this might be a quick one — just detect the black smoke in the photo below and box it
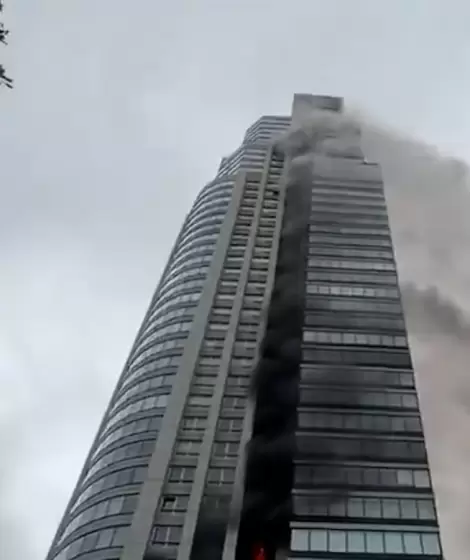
[236,110,376,559]
[237,171,309,558]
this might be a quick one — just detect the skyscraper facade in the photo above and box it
[46,95,443,560]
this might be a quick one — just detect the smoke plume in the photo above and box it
[239,107,470,560]
[355,113,470,560]
[238,110,377,557]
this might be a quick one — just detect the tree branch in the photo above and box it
[0,1,13,89]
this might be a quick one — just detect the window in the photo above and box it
[296,434,426,461]
[310,204,388,217]
[81,532,99,553]
[58,495,133,544]
[206,324,229,337]
[297,465,431,489]
[306,283,399,299]
[303,330,407,348]
[309,234,391,248]
[298,411,421,434]
[242,297,264,311]
[300,387,418,410]
[192,377,216,391]
[329,530,347,552]
[201,495,231,512]
[174,233,219,256]
[422,533,441,554]
[213,442,239,457]
[218,282,238,295]
[310,224,389,236]
[232,341,257,357]
[225,258,244,269]
[300,365,414,389]
[308,257,395,271]
[291,527,441,555]
[222,397,246,410]
[122,354,180,388]
[198,357,221,367]
[214,295,235,308]
[201,339,224,351]
[309,246,394,260]
[309,529,327,551]
[152,525,183,546]
[306,297,402,314]
[209,314,231,326]
[95,528,114,548]
[168,467,195,483]
[305,313,405,332]
[245,283,266,297]
[103,393,169,433]
[303,347,412,369]
[251,259,269,271]
[164,255,212,282]
[92,416,162,460]
[207,467,236,484]
[187,395,212,407]
[53,527,128,559]
[182,417,207,431]
[291,529,309,551]
[218,418,243,431]
[231,357,253,369]
[311,187,384,199]
[175,440,201,456]
[83,440,156,482]
[311,195,386,209]
[129,337,188,370]
[294,495,435,521]
[161,495,189,512]
[226,375,250,389]
[158,276,205,301]
[182,216,224,238]
[404,533,423,554]
[169,249,214,274]
[139,317,193,342]
[110,376,173,414]
[71,466,146,512]
[142,303,195,336]
[414,469,431,487]
[307,270,396,285]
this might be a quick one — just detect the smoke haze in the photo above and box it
[240,107,470,560]
[358,114,470,560]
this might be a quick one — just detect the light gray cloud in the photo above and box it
[1,1,470,559]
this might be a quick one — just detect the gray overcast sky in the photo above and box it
[1,1,470,559]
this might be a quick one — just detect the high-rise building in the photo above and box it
[46,94,443,560]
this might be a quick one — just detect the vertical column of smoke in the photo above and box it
[236,150,311,559]
[236,111,350,558]
[189,509,231,560]
[356,117,470,560]
[237,110,395,558]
